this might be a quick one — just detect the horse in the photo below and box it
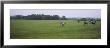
[60,21,65,27]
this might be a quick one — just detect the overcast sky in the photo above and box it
[10,9,101,18]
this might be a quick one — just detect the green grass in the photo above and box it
[10,20,101,39]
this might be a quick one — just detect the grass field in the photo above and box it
[10,20,101,39]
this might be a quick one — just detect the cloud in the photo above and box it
[10,9,101,18]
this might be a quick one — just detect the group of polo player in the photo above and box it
[59,18,97,27]
[83,18,96,25]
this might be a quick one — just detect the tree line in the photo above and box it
[11,14,67,20]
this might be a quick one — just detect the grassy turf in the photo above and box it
[10,20,101,39]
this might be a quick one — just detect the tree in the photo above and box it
[15,15,23,19]
[10,14,65,20]
[80,18,87,21]
[53,15,60,20]
[61,16,66,20]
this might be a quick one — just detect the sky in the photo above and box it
[10,9,101,18]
